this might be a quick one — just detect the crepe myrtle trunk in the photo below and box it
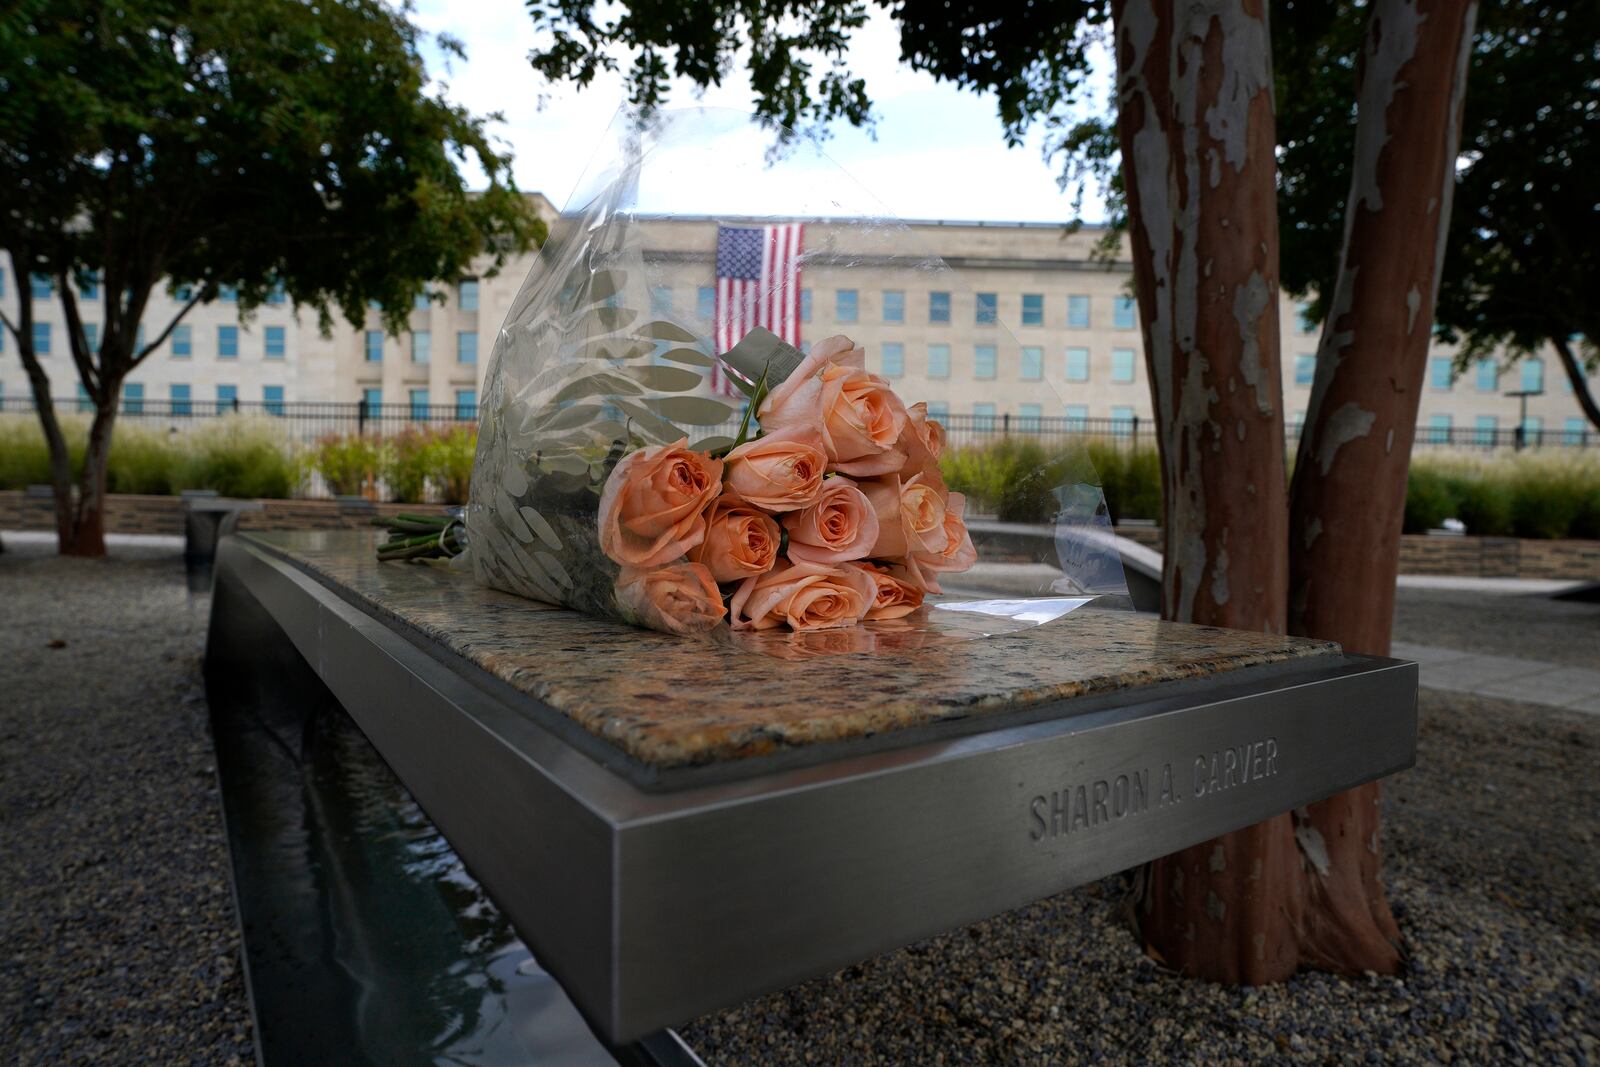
[1288,0,1478,974]
[1111,0,1303,982]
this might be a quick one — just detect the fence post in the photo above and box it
[1002,412,1010,435]
[358,397,368,436]
[231,397,239,414]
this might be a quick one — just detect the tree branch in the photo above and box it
[127,284,209,372]
[55,273,103,401]
[1552,334,1600,431]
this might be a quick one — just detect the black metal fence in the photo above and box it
[1,395,1590,452]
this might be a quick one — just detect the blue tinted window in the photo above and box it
[458,331,477,364]
[83,323,98,353]
[219,285,237,303]
[410,389,431,421]
[32,322,51,354]
[975,292,997,325]
[77,383,93,412]
[1427,414,1451,444]
[1021,346,1043,380]
[974,344,997,379]
[881,342,904,378]
[1430,357,1453,389]
[1018,403,1043,431]
[265,326,286,360]
[972,403,996,430]
[1474,415,1496,445]
[1295,354,1316,386]
[1021,294,1043,326]
[928,343,950,378]
[1563,417,1587,445]
[1111,405,1137,435]
[929,291,950,324]
[410,331,430,364]
[456,389,478,421]
[1067,295,1090,328]
[1475,360,1497,392]
[799,288,811,323]
[30,274,52,299]
[649,286,673,317]
[216,384,236,414]
[1521,359,1544,392]
[263,385,284,416]
[80,274,99,300]
[414,291,432,310]
[926,402,949,421]
[218,325,240,359]
[363,330,382,362]
[172,324,192,357]
[835,289,858,324]
[1065,347,1089,382]
[882,290,904,323]
[1065,404,1088,428]
[458,279,479,310]
[267,285,286,305]
[1113,296,1137,329]
[123,382,144,415]
[697,286,715,323]
[362,388,382,411]
[170,384,191,416]
[1296,302,1315,332]
[1111,348,1137,383]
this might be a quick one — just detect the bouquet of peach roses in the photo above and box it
[597,332,974,636]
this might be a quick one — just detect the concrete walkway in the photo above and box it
[1390,640,1600,714]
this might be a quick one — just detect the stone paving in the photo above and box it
[1391,641,1600,714]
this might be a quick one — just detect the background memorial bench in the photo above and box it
[205,529,1416,1058]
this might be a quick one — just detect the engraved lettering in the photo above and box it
[1251,743,1265,780]
[1160,764,1178,806]
[1208,754,1221,795]
[1266,737,1279,775]
[1030,796,1048,841]
[1112,774,1130,817]
[1235,744,1252,783]
[1071,785,1090,831]
[1051,789,1068,837]
[1223,748,1238,788]
[1193,756,1209,798]
[1134,768,1151,811]
[1092,780,1110,825]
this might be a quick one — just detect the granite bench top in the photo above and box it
[240,530,1341,773]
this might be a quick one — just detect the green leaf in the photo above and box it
[646,395,742,425]
[623,364,703,392]
[637,320,700,342]
[658,347,716,367]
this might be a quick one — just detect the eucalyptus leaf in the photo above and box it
[637,320,699,343]
[578,336,656,363]
[657,346,716,367]
[572,306,636,339]
[646,395,742,425]
[622,364,702,392]
[536,403,606,432]
[611,398,692,442]
[518,506,563,551]
[690,435,737,453]
[552,371,646,405]
[585,270,627,304]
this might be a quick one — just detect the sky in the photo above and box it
[410,0,1112,224]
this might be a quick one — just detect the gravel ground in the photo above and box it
[0,541,253,1065]
[1393,584,1600,669]
[2,540,1595,1066]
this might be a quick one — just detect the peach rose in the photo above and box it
[782,476,879,565]
[909,491,979,593]
[689,491,781,583]
[846,561,926,620]
[597,439,722,568]
[898,401,947,478]
[860,471,951,559]
[728,559,877,632]
[615,563,727,635]
[723,426,827,512]
[757,334,864,429]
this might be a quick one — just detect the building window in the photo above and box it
[216,384,237,414]
[363,330,382,363]
[123,382,144,415]
[171,324,192,358]
[1427,414,1452,444]
[1291,411,1306,436]
[456,389,478,421]
[799,288,812,324]
[217,325,239,360]
[974,344,997,380]
[972,402,996,430]
[881,342,904,378]
[929,291,951,324]
[1296,302,1316,333]
[134,324,145,356]
[697,286,716,325]
[1065,404,1088,429]
[1563,417,1587,446]
[457,331,478,364]
[30,274,52,299]
[458,278,479,311]
[1065,347,1089,382]
[1521,359,1544,392]
[170,383,191,417]
[1474,415,1497,446]
[219,285,238,303]
[32,322,52,355]
[928,343,951,379]
[975,292,998,325]
[1429,357,1453,390]
[76,383,93,412]
[1111,347,1137,384]
[835,289,858,324]
[1111,405,1137,435]
[649,285,673,317]
[411,330,431,364]
[265,326,286,360]
[926,402,949,421]
[266,284,286,306]
[1113,296,1137,330]
[79,274,99,300]
[1475,359,1498,392]
[1020,346,1043,381]
[410,388,431,421]
[1521,415,1543,443]
[414,290,432,311]
[1295,354,1316,386]
[362,387,382,412]
[263,385,285,416]
[1021,293,1044,327]
[83,323,98,354]
[1018,403,1043,431]
[882,290,905,324]
[1067,295,1090,328]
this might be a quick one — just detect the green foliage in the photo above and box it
[0,415,81,488]
[941,437,1160,525]
[421,425,478,504]
[1401,466,1458,534]
[177,418,301,499]
[313,434,382,498]
[106,425,182,495]
[1403,454,1600,540]
[1086,442,1163,524]
[379,429,432,503]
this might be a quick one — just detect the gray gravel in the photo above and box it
[1393,584,1600,669]
[0,540,252,1065]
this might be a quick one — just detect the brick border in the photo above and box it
[2,490,1596,579]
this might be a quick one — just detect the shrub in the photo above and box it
[941,436,1160,524]
[107,424,182,495]
[178,417,300,498]
[1087,441,1163,524]
[1449,476,1515,536]
[422,425,477,504]
[312,433,381,497]
[1403,466,1457,533]
[0,414,68,488]
[379,428,432,503]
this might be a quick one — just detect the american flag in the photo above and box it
[712,223,804,396]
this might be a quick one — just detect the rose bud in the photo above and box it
[728,559,877,632]
[723,426,827,512]
[615,563,727,635]
[597,438,723,568]
[689,491,781,583]
[782,476,880,565]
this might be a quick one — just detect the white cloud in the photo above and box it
[412,0,1109,224]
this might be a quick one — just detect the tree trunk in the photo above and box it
[63,403,116,557]
[1287,0,1479,974]
[1111,0,1301,982]
[1552,335,1600,432]
[6,253,79,546]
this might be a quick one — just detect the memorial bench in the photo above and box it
[204,529,1417,1063]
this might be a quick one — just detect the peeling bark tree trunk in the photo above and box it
[1288,0,1478,973]
[1112,0,1302,982]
